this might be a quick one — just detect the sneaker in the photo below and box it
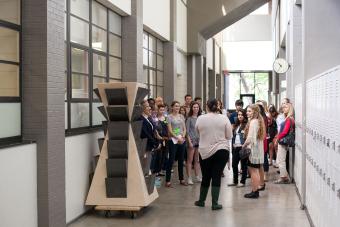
[244,191,259,199]
[227,183,237,187]
[154,177,162,188]
[195,176,202,183]
[187,177,194,185]
[236,183,245,188]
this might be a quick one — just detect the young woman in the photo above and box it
[179,106,187,119]
[194,99,233,210]
[217,99,227,116]
[166,101,187,187]
[228,109,248,187]
[242,104,266,199]
[153,104,169,176]
[268,105,278,165]
[186,101,202,185]
[274,103,295,184]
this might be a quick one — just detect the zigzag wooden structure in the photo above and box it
[86,82,158,217]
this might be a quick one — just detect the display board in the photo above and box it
[86,82,158,212]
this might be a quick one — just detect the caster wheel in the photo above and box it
[104,211,111,218]
[130,211,137,219]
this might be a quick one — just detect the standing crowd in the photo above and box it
[139,94,295,209]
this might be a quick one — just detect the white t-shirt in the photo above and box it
[195,113,233,160]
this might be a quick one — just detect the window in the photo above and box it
[0,0,21,145]
[143,32,164,98]
[227,72,269,109]
[65,0,122,133]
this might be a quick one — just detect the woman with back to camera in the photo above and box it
[194,99,233,210]
[228,109,248,187]
[274,103,295,184]
[186,101,202,185]
[242,104,266,199]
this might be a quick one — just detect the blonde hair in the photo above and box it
[284,103,294,119]
[245,104,266,140]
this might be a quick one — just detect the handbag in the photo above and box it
[278,118,295,147]
[239,147,251,160]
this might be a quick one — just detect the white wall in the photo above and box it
[143,0,170,40]
[279,0,288,45]
[223,41,273,71]
[176,0,187,52]
[223,15,272,42]
[105,0,131,15]
[0,143,37,227]
[65,131,102,223]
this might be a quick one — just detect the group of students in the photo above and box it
[139,94,295,209]
[139,95,204,187]
[226,98,295,199]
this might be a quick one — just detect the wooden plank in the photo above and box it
[95,205,142,211]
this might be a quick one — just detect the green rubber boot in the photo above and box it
[211,186,223,210]
[194,186,209,207]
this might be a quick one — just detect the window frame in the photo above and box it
[0,0,22,146]
[65,0,122,135]
[227,71,270,109]
[143,31,164,98]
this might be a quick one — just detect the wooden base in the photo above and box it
[95,205,142,211]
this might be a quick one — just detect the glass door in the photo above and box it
[240,94,255,107]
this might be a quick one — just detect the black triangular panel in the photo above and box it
[108,121,129,140]
[105,178,127,198]
[93,88,102,101]
[106,159,128,178]
[97,106,108,120]
[106,106,129,121]
[134,87,149,105]
[107,140,128,159]
[97,138,105,151]
[105,88,128,105]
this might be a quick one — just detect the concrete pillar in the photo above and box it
[194,55,204,99]
[122,0,144,83]
[187,54,203,99]
[187,55,195,96]
[208,69,216,99]
[163,42,177,105]
[22,0,66,226]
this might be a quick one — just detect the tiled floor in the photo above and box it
[69,166,310,227]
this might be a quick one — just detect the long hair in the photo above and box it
[234,109,248,131]
[284,103,294,119]
[244,104,266,140]
[269,105,279,118]
[188,101,202,117]
[179,105,187,116]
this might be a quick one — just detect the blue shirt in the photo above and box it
[229,111,238,124]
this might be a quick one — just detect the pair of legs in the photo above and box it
[245,162,261,198]
[195,149,229,210]
[186,145,201,182]
[276,144,289,182]
[166,140,186,185]
[259,152,269,187]
[271,137,279,166]
[231,146,247,185]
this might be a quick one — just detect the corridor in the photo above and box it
[69,168,310,227]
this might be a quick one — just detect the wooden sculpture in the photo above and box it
[86,82,158,217]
